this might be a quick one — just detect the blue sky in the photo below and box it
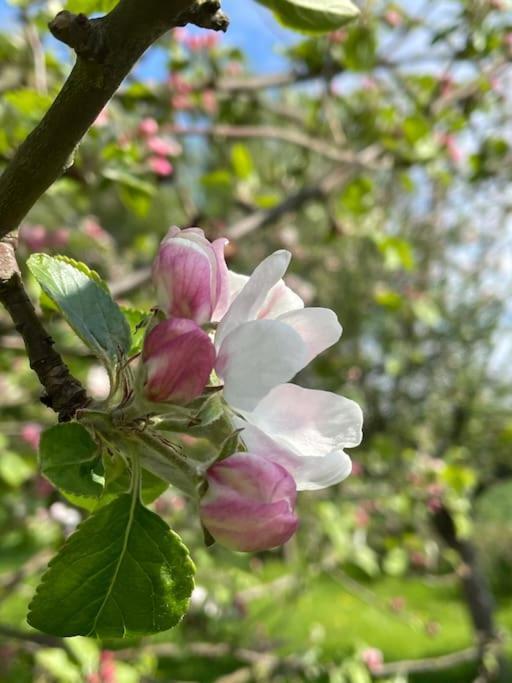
[0,0,297,75]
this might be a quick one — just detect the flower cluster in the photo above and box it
[142,227,363,552]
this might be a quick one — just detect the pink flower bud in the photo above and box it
[21,422,42,450]
[171,94,193,110]
[361,647,384,673]
[146,135,183,157]
[138,117,159,138]
[20,224,49,251]
[51,227,70,248]
[142,318,215,404]
[148,156,174,177]
[153,226,229,324]
[200,453,298,552]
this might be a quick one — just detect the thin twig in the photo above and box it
[0,237,88,420]
[170,124,381,167]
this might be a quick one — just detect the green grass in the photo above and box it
[246,572,474,662]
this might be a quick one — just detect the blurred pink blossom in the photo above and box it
[168,73,193,94]
[171,94,194,110]
[52,227,71,248]
[83,217,113,246]
[355,506,370,528]
[384,10,403,26]
[138,117,159,137]
[361,647,384,673]
[351,461,364,476]
[20,224,48,251]
[21,422,42,450]
[148,156,174,176]
[146,135,182,157]
[201,89,218,114]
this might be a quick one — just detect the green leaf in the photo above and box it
[230,144,254,179]
[64,0,116,13]
[256,0,359,34]
[27,254,131,368]
[39,423,103,498]
[0,450,33,487]
[120,307,149,356]
[28,494,195,638]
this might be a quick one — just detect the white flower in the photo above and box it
[214,249,363,491]
[214,250,342,411]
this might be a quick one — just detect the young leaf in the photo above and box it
[40,423,103,498]
[120,307,149,355]
[28,494,195,638]
[256,0,360,34]
[27,254,131,368]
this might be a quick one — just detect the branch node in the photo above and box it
[178,0,229,32]
[48,11,107,62]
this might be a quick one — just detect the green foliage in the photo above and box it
[39,423,103,498]
[27,254,131,369]
[64,0,117,12]
[28,493,195,637]
[255,0,360,34]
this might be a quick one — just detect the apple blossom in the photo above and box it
[21,422,42,451]
[142,318,215,404]
[146,136,183,157]
[214,250,342,411]
[200,453,298,552]
[148,156,174,177]
[138,117,159,137]
[153,226,229,324]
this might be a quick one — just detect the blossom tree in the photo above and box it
[0,0,511,681]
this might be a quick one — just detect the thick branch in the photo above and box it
[0,239,87,420]
[0,0,228,239]
[431,505,497,641]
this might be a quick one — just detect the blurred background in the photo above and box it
[1,0,512,681]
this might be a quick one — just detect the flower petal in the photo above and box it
[216,320,307,411]
[277,308,342,365]
[243,383,363,452]
[233,420,353,491]
[215,250,291,348]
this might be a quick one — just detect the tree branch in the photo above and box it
[0,238,88,421]
[0,0,228,240]
[170,124,382,167]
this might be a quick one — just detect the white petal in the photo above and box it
[216,320,307,411]
[227,270,249,306]
[243,383,363,454]
[277,308,342,365]
[215,250,291,348]
[233,419,353,490]
[257,280,304,319]
[225,270,303,322]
